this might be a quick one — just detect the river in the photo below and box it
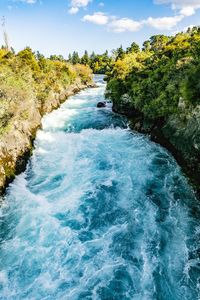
[0,75,199,299]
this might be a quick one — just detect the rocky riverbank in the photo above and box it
[0,79,95,194]
[113,102,200,196]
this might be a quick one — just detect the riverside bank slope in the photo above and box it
[0,77,94,194]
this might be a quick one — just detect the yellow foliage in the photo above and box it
[113,52,152,79]
[74,64,93,83]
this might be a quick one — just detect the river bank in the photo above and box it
[112,101,200,197]
[0,78,95,195]
[106,28,200,197]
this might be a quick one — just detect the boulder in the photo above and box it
[97,102,106,108]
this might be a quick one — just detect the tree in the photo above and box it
[81,50,90,65]
[67,50,112,74]
[115,45,125,60]
[17,47,39,71]
[49,54,65,62]
[36,51,45,61]
[149,35,170,52]
[90,51,96,62]
[181,62,200,105]
[68,53,72,63]
[71,51,80,64]
[106,29,200,120]
[126,42,140,54]
[143,40,151,52]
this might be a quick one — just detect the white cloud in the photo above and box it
[68,0,92,14]
[68,6,79,14]
[82,12,186,32]
[145,15,183,30]
[81,0,199,33]
[155,0,200,15]
[71,0,91,8]
[109,18,142,32]
[155,0,200,8]
[83,12,109,25]
[180,6,195,16]
[19,0,37,3]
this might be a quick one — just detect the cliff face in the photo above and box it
[160,108,200,186]
[113,102,200,194]
[0,79,94,194]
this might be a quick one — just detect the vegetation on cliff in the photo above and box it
[0,47,93,136]
[105,26,200,189]
[106,27,200,119]
[0,47,93,191]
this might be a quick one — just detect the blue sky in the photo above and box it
[0,0,200,57]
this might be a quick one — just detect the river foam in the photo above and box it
[0,75,199,299]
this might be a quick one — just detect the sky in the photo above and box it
[0,0,200,57]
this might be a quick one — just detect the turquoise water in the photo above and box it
[0,75,200,299]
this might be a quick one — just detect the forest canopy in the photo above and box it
[105,26,200,120]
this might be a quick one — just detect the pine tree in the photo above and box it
[81,50,89,65]
[72,51,80,64]
[115,45,125,60]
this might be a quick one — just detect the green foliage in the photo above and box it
[181,62,200,105]
[17,47,40,72]
[149,35,171,52]
[0,47,93,135]
[89,51,113,74]
[49,54,65,62]
[74,64,93,84]
[68,46,141,75]
[115,45,125,60]
[126,42,140,54]
[81,50,90,65]
[106,27,200,120]
[71,51,80,65]
[68,50,114,74]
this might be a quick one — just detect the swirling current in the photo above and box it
[0,75,200,300]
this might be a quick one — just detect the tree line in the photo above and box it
[105,26,200,119]
[46,42,140,75]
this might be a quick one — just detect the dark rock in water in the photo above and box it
[97,102,106,108]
